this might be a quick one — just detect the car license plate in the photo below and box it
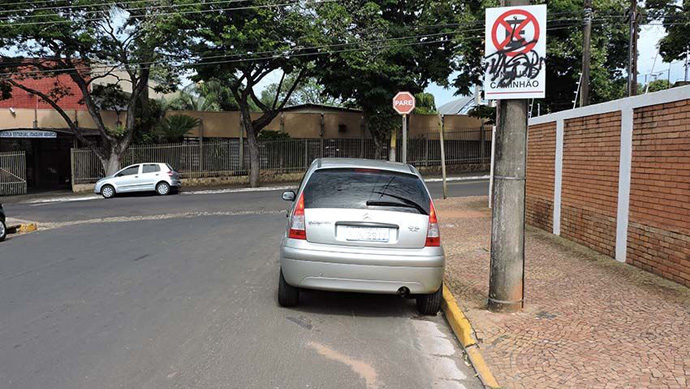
[345,227,389,242]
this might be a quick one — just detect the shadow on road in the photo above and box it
[283,289,425,318]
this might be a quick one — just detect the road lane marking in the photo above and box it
[35,210,284,230]
[181,185,296,195]
[424,175,490,182]
[27,195,102,205]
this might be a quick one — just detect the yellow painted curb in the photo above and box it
[18,223,38,233]
[442,285,500,389]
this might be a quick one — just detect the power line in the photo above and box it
[1,14,596,68]
[0,0,194,9]
[0,0,334,26]
[0,0,253,19]
[0,18,622,78]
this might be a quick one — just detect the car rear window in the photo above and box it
[302,168,431,215]
[143,164,161,173]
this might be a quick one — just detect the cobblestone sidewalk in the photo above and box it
[437,196,690,389]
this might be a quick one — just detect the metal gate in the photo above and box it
[0,151,27,196]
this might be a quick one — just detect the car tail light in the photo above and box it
[288,193,306,240]
[167,170,174,177]
[425,200,440,247]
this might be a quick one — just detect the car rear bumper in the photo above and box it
[280,243,444,294]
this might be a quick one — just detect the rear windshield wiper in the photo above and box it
[371,191,428,214]
[366,200,426,214]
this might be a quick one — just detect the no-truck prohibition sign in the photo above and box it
[484,4,546,100]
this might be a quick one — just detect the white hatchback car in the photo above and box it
[94,163,181,198]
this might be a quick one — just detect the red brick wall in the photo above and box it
[526,122,556,231]
[559,112,621,257]
[627,99,690,287]
[0,74,86,110]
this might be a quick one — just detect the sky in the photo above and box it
[425,24,689,107]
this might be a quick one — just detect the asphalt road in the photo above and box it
[0,180,487,389]
[3,180,489,224]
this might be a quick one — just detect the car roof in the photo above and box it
[314,158,417,175]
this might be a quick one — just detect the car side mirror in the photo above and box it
[282,191,296,201]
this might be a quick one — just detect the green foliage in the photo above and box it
[260,73,343,109]
[468,105,496,124]
[154,115,200,143]
[639,79,672,94]
[258,130,291,140]
[312,0,457,144]
[163,80,242,111]
[647,0,690,63]
[134,98,165,144]
[413,93,437,115]
[452,0,630,113]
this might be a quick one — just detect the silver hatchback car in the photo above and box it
[94,163,181,199]
[278,158,444,315]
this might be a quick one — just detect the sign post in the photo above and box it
[392,92,415,164]
[484,2,546,314]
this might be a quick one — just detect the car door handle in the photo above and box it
[135,176,138,178]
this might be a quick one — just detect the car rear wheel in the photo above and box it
[416,284,443,315]
[278,269,299,307]
[0,220,6,242]
[101,185,115,199]
[156,182,171,196]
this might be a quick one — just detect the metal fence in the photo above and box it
[71,128,490,185]
[0,151,27,196]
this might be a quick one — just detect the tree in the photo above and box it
[179,2,322,187]
[0,2,182,175]
[260,72,343,108]
[413,92,437,114]
[155,114,200,143]
[452,0,631,113]
[313,1,458,156]
[639,78,671,93]
[647,0,690,65]
[162,80,245,111]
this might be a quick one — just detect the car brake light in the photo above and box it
[425,200,440,247]
[288,193,307,240]
[167,170,174,176]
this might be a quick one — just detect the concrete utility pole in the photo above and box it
[627,0,639,96]
[580,0,593,107]
[488,0,528,313]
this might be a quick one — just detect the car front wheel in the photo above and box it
[416,284,443,315]
[278,269,299,307]
[0,220,6,242]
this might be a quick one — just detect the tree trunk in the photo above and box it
[246,128,261,187]
[101,150,122,177]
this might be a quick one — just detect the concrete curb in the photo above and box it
[7,223,38,234]
[442,285,500,389]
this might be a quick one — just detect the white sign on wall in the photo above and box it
[484,4,546,100]
[0,130,57,139]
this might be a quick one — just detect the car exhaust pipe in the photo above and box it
[397,287,410,298]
